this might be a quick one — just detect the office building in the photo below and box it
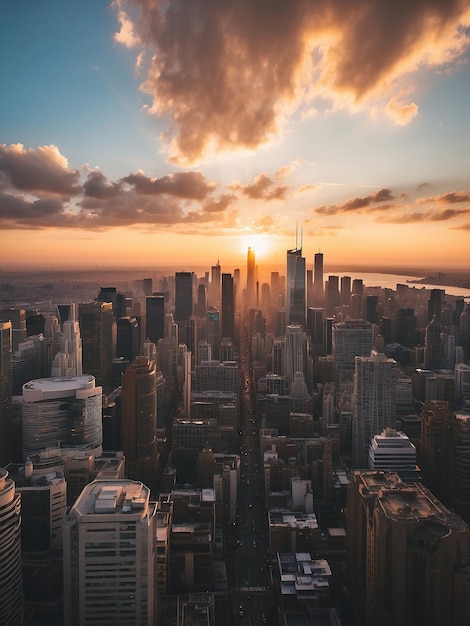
[368,428,418,481]
[0,307,26,352]
[340,275,351,306]
[312,252,324,305]
[209,261,221,308]
[0,320,13,466]
[145,295,165,345]
[347,471,470,626]
[352,351,397,468]
[455,362,470,405]
[117,316,140,362]
[51,319,83,377]
[63,479,156,626]
[0,468,23,625]
[121,356,157,490]
[284,325,308,386]
[78,301,114,393]
[424,315,444,369]
[325,276,340,316]
[221,273,235,342]
[22,375,103,460]
[332,319,373,388]
[286,247,306,326]
[175,271,194,345]
[246,247,257,310]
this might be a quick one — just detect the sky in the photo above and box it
[1,0,470,274]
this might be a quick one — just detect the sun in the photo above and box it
[239,233,273,259]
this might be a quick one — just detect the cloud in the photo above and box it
[379,208,469,224]
[451,222,470,230]
[232,173,290,200]
[0,144,80,197]
[0,142,239,232]
[83,170,123,199]
[314,188,394,215]
[114,0,470,162]
[122,170,215,199]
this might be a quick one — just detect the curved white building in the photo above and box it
[0,468,23,625]
[22,375,102,460]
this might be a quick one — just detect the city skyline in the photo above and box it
[1,1,470,271]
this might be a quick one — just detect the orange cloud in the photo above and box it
[114,0,470,162]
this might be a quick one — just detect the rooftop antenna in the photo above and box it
[295,222,298,249]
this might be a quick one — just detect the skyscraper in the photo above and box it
[286,247,306,326]
[284,325,308,386]
[221,273,235,342]
[145,295,165,345]
[312,252,324,305]
[22,375,103,460]
[347,471,470,626]
[51,319,83,377]
[332,319,373,388]
[117,316,140,362]
[210,261,221,308]
[352,350,397,468]
[175,271,194,346]
[246,247,256,310]
[0,468,23,625]
[325,275,340,316]
[63,479,156,625]
[0,321,12,466]
[78,301,114,393]
[120,356,157,491]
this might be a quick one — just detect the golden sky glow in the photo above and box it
[1,1,470,272]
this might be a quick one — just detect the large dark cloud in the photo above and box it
[0,144,236,231]
[0,144,81,197]
[114,0,470,162]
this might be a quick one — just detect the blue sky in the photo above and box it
[1,0,470,271]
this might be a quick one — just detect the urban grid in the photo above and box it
[1,251,470,626]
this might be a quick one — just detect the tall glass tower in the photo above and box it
[221,273,235,342]
[286,247,306,326]
[246,247,256,310]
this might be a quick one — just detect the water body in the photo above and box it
[336,272,470,299]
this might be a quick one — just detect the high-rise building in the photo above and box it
[352,350,397,468]
[0,308,26,352]
[365,295,378,324]
[0,468,23,625]
[120,356,157,490]
[340,275,351,306]
[347,471,470,626]
[246,247,256,310]
[175,271,194,345]
[368,428,418,481]
[325,275,340,316]
[286,247,306,326]
[145,295,165,345]
[143,277,153,297]
[63,479,156,626]
[51,319,83,377]
[117,316,140,362]
[312,252,324,305]
[221,273,235,343]
[210,261,221,308]
[394,307,417,347]
[332,319,373,388]
[284,325,308,386]
[424,316,444,369]
[78,301,114,393]
[22,375,103,460]
[0,320,13,466]
[428,288,444,323]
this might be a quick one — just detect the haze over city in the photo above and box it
[1,0,470,271]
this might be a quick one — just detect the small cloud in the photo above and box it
[314,188,394,215]
[385,97,419,126]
